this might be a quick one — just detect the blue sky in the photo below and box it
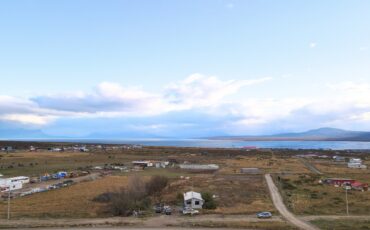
[0,0,370,137]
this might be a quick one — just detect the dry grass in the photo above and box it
[163,174,275,215]
[0,175,128,218]
[217,156,310,174]
[276,174,370,215]
[178,220,298,229]
[312,159,370,174]
[311,219,370,230]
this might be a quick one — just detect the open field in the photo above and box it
[311,219,370,230]
[0,143,369,229]
[275,173,370,215]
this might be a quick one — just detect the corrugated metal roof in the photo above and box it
[184,191,203,201]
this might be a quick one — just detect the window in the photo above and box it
[186,201,191,205]
[195,201,200,205]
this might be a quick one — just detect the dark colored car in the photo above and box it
[154,203,163,213]
[163,206,172,215]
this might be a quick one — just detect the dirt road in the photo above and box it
[264,174,319,230]
[14,229,242,230]
[0,214,282,229]
[298,158,322,175]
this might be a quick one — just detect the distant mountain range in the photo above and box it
[0,128,51,139]
[2,127,370,142]
[209,128,370,141]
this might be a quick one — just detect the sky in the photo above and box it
[0,0,370,138]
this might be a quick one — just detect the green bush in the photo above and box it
[202,192,217,209]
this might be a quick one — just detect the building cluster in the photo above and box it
[320,178,369,191]
[0,146,14,152]
[0,170,91,199]
[347,158,367,169]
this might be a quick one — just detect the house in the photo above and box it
[240,168,261,174]
[132,161,153,168]
[9,176,30,184]
[0,181,22,192]
[333,156,345,162]
[29,146,37,151]
[351,181,369,191]
[321,178,356,186]
[184,191,204,209]
[179,164,219,171]
[0,177,26,192]
[347,162,367,169]
[1,146,13,152]
[349,158,362,164]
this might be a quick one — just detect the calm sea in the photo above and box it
[14,138,370,150]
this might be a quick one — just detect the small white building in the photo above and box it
[348,162,367,169]
[349,158,362,164]
[9,176,30,184]
[0,179,23,192]
[184,191,204,209]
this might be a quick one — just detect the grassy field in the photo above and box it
[178,220,298,229]
[310,157,370,174]
[0,145,369,225]
[275,173,370,215]
[0,175,129,218]
[0,147,279,219]
[311,219,370,230]
[217,156,310,174]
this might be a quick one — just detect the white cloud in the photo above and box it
[1,76,370,136]
[0,114,56,125]
[165,73,272,109]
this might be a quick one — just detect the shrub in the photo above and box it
[99,175,169,216]
[93,192,118,202]
[202,192,217,209]
[146,175,169,197]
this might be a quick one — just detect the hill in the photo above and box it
[209,128,370,141]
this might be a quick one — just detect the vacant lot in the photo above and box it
[275,173,370,215]
[311,158,370,174]
[311,219,370,230]
[0,175,128,218]
[217,156,310,174]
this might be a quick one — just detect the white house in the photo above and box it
[348,162,367,169]
[349,158,362,164]
[9,176,30,184]
[0,179,23,192]
[184,191,204,209]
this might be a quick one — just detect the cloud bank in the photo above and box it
[1,74,370,137]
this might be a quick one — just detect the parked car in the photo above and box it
[182,207,199,215]
[257,211,272,219]
[63,180,74,186]
[163,206,172,215]
[154,203,164,213]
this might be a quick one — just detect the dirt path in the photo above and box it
[301,215,370,221]
[298,158,322,175]
[0,214,282,228]
[264,174,319,230]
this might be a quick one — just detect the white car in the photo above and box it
[182,207,199,215]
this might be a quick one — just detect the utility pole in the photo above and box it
[7,187,11,220]
[345,186,349,216]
